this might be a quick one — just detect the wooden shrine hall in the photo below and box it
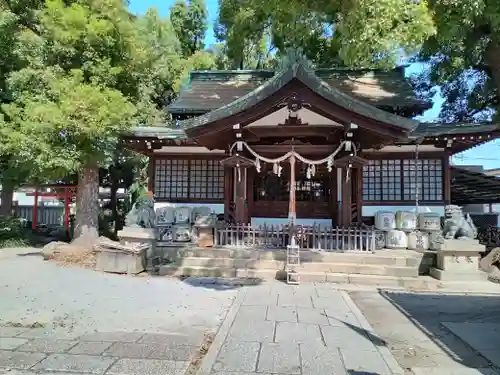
[124,60,500,228]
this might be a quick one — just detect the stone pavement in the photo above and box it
[198,282,404,375]
[350,289,500,375]
[0,326,209,375]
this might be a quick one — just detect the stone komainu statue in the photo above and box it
[442,205,477,240]
[124,192,156,228]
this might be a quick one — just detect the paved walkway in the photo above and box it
[199,282,403,375]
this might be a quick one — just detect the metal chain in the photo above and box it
[415,142,419,213]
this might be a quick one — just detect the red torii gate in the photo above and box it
[25,185,77,231]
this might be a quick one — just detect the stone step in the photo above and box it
[175,257,418,277]
[158,247,422,267]
[158,265,427,287]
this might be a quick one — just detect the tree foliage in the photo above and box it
[414,0,500,122]
[215,0,435,69]
[170,0,207,57]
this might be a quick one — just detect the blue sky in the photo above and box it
[128,0,499,170]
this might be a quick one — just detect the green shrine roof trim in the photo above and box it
[168,67,430,114]
[409,122,500,138]
[127,127,187,139]
[127,121,500,141]
[177,63,420,131]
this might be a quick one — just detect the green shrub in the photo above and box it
[0,217,36,249]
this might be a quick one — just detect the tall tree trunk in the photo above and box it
[486,40,500,94]
[0,181,14,218]
[72,164,100,246]
[110,179,118,235]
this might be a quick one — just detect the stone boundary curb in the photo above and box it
[340,290,405,375]
[195,288,246,375]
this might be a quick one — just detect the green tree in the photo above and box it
[2,0,185,244]
[170,0,208,57]
[215,0,435,69]
[414,0,500,122]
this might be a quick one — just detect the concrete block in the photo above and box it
[340,348,392,375]
[321,326,377,351]
[257,343,301,374]
[347,274,403,287]
[0,327,30,338]
[33,354,116,374]
[325,273,349,283]
[17,339,78,353]
[228,319,274,342]
[148,345,198,361]
[211,341,259,373]
[429,268,488,281]
[274,322,323,344]
[0,337,28,350]
[103,342,155,359]
[0,350,47,369]
[300,343,346,375]
[277,293,314,308]
[68,341,113,355]
[95,250,145,275]
[106,358,189,375]
[266,306,298,323]
[139,332,205,347]
[79,332,144,343]
[296,308,329,325]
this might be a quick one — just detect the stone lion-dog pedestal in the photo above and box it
[430,239,488,281]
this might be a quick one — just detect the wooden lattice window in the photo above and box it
[363,158,443,202]
[189,159,224,200]
[403,159,442,201]
[363,160,402,201]
[154,158,224,201]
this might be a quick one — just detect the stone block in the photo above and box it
[320,326,377,352]
[211,341,259,373]
[103,342,155,358]
[32,354,115,374]
[296,308,329,325]
[300,343,346,375]
[0,326,30,338]
[68,341,113,355]
[106,358,189,375]
[0,350,47,369]
[429,239,487,281]
[257,343,301,374]
[95,250,145,275]
[17,339,78,353]
[277,293,314,308]
[79,332,144,343]
[0,337,28,350]
[340,348,392,375]
[139,332,205,347]
[228,319,274,342]
[274,322,323,344]
[266,306,298,323]
[148,345,198,361]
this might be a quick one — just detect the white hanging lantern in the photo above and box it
[277,165,283,177]
[273,162,279,174]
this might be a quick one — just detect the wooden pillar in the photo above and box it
[32,189,39,230]
[147,156,155,192]
[234,167,248,224]
[329,172,337,227]
[341,167,353,226]
[224,168,232,222]
[220,154,254,225]
[443,153,451,205]
[246,168,255,223]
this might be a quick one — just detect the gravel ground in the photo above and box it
[0,248,238,335]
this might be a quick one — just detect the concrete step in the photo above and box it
[158,265,428,288]
[159,247,422,268]
[175,257,418,277]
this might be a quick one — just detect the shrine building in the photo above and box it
[124,61,500,228]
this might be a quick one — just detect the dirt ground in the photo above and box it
[349,289,500,374]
